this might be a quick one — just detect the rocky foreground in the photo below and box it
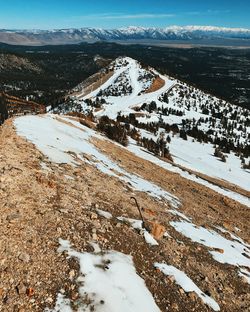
[0,115,249,312]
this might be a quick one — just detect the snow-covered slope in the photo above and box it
[1,25,250,45]
[10,113,250,311]
[57,57,249,194]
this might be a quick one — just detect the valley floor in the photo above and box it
[0,115,249,311]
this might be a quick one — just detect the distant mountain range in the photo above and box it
[1,25,250,46]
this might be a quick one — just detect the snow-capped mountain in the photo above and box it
[1,25,250,45]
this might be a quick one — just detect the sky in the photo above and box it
[0,0,249,30]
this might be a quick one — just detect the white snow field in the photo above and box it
[46,239,161,312]
[154,263,220,311]
[169,135,250,192]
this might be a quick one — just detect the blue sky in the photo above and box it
[0,0,249,29]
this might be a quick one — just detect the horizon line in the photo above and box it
[1,25,250,32]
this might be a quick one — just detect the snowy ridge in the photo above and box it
[2,25,250,42]
[63,56,250,201]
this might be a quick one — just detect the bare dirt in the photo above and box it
[145,76,165,93]
[0,117,249,312]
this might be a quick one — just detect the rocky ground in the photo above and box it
[0,117,249,312]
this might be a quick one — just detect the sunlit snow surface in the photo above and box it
[154,263,220,311]
[127,140,250,207]
[46,239,161,312]
[14,115,180,208]
[169,135,250,192]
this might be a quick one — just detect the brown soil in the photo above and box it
[145,76,165,93]
[0,118,249,312]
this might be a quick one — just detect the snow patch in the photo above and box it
[96,209,113,219]
[55,239,160,312]
[154,263,220,311]
[45,293,72,312]
[238,268,250,284]
[117,216,158,246]
[170,221,250,268]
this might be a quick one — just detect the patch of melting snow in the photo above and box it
[168,209,191,222]
[96,209,113,219]
[40,161,51,171]
[154,263,220,311]
[51,239,161,312]
[238,268,250,284]
[45,293,72,312]
[163,231,172,238]
[170,221,250,268]
[215,226,250,248]
[117,216,158,246]
[15,115,180,208]
[64,175,74,181]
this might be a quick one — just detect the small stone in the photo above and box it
[90,213,98,220]
[6,213,20,222]
[69,270,75,280]
[92,220,101,229]
[188,291,197,301]
[46,297,54,304]
[171,303,178,310]
[71,292,79,300]
[167,275,175,283]
[17,283,27,295]
[59,209,68,214]
[18,253,30,263]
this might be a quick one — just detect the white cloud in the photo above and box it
[74,13,176,20]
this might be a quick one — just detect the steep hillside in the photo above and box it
[0,54,42,74]
[0,114,249,312]
[54,57,250,192]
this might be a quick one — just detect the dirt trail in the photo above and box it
[0,118,249,311]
